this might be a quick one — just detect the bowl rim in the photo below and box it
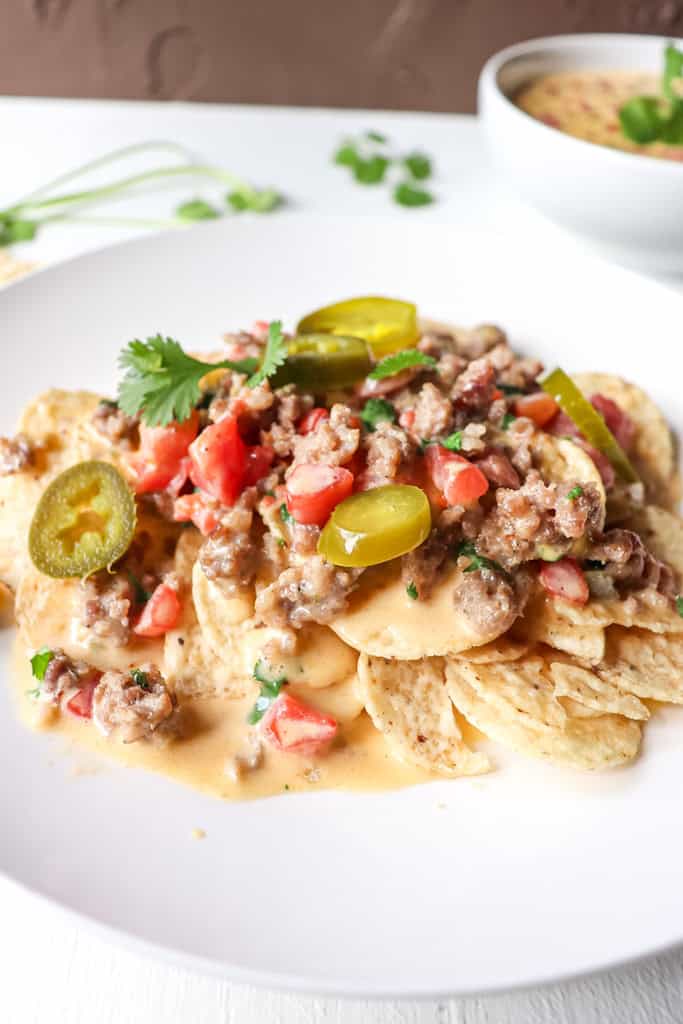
[478,32,683,176]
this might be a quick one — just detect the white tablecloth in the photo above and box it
[2,96,682,1024]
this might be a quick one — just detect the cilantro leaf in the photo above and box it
[334,143,359,168]
[404,152,431,180]
[366,131,387,144]
[248,660,287,723]
[279,503,294,525]
[246,320,287,388]
[117,335,258,426]
[619,96,665,144]
[369,348,436,380]
[354,156,389,185]
[663,44,683,103]
[360,398,396,431]
[497,383,524,396]
[394,183,434,207]
[131,668,151,690]
[406,581,418,600]
[176,198,220,221]
[660,104,683,144]
[227,188,282,213]
[677,596,683,618]
[501,412,516,430]
[454,540,506,576]
[567,485,584,501]
[442,431,463,452]
[30,647,53,682]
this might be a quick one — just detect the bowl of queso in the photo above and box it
[478,34,683,273]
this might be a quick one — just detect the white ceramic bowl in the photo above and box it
[478,34,683,273]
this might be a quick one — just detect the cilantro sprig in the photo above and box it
[619,44,683,145]
[369,348,436,380]
[116,329,283,427]
[131,668,151,690]
[406,581,418,600]
[248,660,287,724]
[676,596,683,618]
[333,131,435,207]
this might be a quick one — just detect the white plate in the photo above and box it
[1,215,682,999]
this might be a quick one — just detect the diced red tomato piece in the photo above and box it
[590,393,636,451]
[131,411,199,494]
[298,407,329,435]
[252,320,270,341]
[243,444,275,487]
[261,692,338,756]
[188,414,247,506]
[65,678,98,719]
[173,493,221,535]
[491,388,504,401]
[399,408,416,431]
[166,455,193,498]
[514,392,559,428]
[539,557,589,606]
[133,582,181,637]
[424,445,489,507]
[285,464,354,526]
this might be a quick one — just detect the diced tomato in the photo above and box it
[261,692,338,756]
[65,678,98,719]
[539,557,589,606]
[133,582,181,637]
[188,414,247,506]
[166,455,192,498]
[173,493,221,535]
[399,408,415,431]
[243,444,275,487]
[424,445,489,507]
[131,411,199,494]
[298,407,329,435]
[285,464,354,526]
[514,392,559,428]
[575,439,616,490]
[590,393,636,451]
[492,388,504,401]
[348,415,362,430]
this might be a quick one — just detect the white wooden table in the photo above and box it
[2,97,682,1024]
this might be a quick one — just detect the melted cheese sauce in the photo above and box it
[10,638,435,800]
[516,71,683,162]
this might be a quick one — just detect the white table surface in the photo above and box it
[2,96,683,1024]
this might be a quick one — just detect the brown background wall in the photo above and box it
[1,1,681,112]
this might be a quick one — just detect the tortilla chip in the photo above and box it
[572,373,678,509]
[622,505,683,579]
[164,531,253,699]
[331,560,515,660]
[521,592,606,663]
[450,635,531,664]
[358,654,490,777]
[445,659,642,770]
[0,389,110,591]
[550,661,649,721]
[597,627,683,704]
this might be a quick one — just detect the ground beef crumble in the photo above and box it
[289,404,360,472]
[91,401,139,449]
[254,555,362,629]
[360,420,415,489]
[92,664,176,743]
[587,528,676,597]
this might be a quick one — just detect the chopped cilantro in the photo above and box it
[30,647,53,682]
[354,155,389,185]
[226,187,281,213]
[366,131,387,144]
[442,431,463,452]
[276,537,286,547]
[360,398,396,431]
[334,143,359,168]
[332,133,436,208]
[131,668,151,691]
[246,320,287,388]
[406,581,418,600]
[501,412,516,430]
[248,660,287,724]
[99,398,119,409]
[497,383,524,396]
[619,45,683,144]
[567,486,584,501]
[454,540,506,576]
[127,570,150,605]
[676,596,683,618]
[369,349,436,380]
[279,503,294,525]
